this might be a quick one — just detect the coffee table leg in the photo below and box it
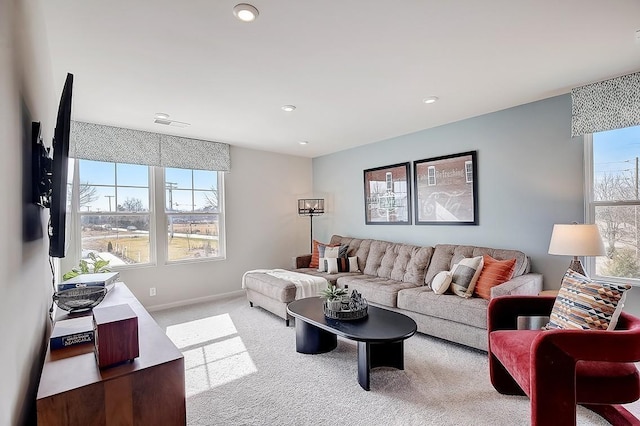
[357,340,405,391]
[357,342,371,391]
[295,320,337,354]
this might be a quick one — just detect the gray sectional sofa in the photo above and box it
[243,235,543,351]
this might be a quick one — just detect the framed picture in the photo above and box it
[363,162,411,225]
[414,151,478,225]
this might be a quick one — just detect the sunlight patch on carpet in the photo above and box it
[183,339,257,397]
[165,313,258,397]
[166,313,237,350]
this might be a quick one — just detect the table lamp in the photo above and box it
[548,223,606,277]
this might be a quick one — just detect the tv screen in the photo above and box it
[49,73,73,258]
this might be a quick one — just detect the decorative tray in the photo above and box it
[323,305,368,320]
[323,291,368,320]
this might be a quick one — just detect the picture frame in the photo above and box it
[363,162,411,225]
[413,151,478,225]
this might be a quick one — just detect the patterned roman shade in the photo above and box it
[571,70,640,137]
[70,121,231,171]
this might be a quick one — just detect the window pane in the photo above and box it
[193,170,217,190]
[80,186,115,212]
[595,205,640,279]
[194,190,217,211]
[117,163,148,186]
[169,189,194,212]
[165,168,193,189]
[593,126,640,202]
[80,215,150,265]
[167,214,220,261]
[117,188,149,211]
[79,160,115,186]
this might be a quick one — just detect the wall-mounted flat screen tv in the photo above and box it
[49,73,73,258]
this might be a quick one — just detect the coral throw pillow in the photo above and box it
[473,255,517,300]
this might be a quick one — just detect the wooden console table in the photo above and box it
[37,283,186,425]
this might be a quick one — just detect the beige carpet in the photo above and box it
[151,295,613,426]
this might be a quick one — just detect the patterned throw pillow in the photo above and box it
[546,270,631,331]
[473,255,517,300]
[325,257,351,274]
[450,256,484,298]
[323,245,348,259]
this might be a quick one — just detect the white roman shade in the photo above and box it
[70,121,231,171]
[571,70,640,137]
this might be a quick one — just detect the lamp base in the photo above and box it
[568,257,587,277]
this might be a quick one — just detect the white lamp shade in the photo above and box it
[548,224,606,256]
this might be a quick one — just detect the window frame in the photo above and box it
[162,167,226,265]
[69,160,226,270]
[584,132,640,285]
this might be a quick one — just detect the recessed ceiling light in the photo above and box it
[298,141,309,145]
[423,96,439,104]
[282,105,296,112]
[233,3,259,22]
[155,112,170,120]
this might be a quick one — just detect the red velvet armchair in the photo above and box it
[488,295,640,425]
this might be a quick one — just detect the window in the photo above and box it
[427,166,436,186]
[74,160,152,266]
[165,167,224,262]
[70,160,225,267]
[586,125,640,282]
[465,161,473,183]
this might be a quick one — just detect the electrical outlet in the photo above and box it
[149,287,156,297]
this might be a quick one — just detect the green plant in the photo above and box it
[320,284,347,301]
[62,252,112,281]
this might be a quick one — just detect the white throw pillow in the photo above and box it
[431,271,452,294]
[326,258,339,274]
[317,257,327,272]
[324,246,340,258]
[450,256,484,298]
[348,256,359,272]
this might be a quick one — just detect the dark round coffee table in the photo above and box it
[287,297,417,390]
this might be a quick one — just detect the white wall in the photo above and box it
[106,146,313,308]
[0,0,55,424]
[312,95,640,316]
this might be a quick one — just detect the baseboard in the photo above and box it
[146,290,245,312]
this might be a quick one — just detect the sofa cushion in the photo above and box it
[337,275,416,308]
[363,240,393,276]
[330,236,370,273]
[397,286,489,329]
[425,244,529,287]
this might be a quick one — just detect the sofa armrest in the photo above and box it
[490,273,543,299]
[488,295,556,332]
[292,254,312,269]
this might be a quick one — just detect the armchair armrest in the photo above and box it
[490,273,543,298]
[292,254,312,269]
[533,312,640,363]
[488,295,555,332]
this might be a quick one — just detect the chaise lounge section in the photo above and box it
[244,235,543,350]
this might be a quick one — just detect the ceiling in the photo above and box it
[40,1,640,158]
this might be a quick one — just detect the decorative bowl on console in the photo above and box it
[53,286,107,312]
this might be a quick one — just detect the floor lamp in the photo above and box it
[298,199,325,252]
